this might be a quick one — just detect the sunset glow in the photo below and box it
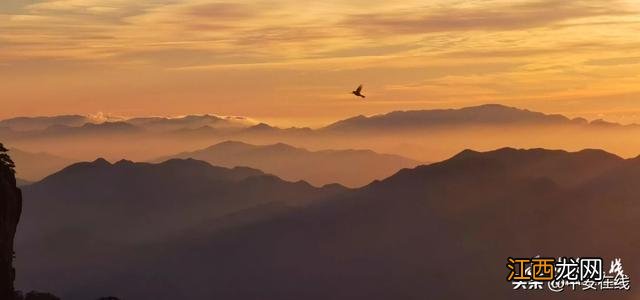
[2,0,640,126]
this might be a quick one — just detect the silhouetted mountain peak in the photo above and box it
[573,148,623,160]
[262,142,302,153]
[92,158,111,166]
[322,104,579,131]
[321,183,350,193]
[471,103,510,109]
[248,123,276,131]
[571,117,589,124]
[271,142,293,149]
[114,159,134,166]
[450,148,483,159]
[208,140,253,150]
[379,147,624,189]
[451,147,621,162]
[590,119,620,127]
[48,157,112,177]
[206,141,302,154]
[35,158,271,193]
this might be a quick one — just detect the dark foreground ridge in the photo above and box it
[15,148,640,299]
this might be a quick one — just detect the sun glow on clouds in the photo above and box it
[1,0,640,125]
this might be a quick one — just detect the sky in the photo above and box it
[2,0,640,127]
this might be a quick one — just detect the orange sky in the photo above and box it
[2,0,640,127]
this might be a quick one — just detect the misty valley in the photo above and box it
[0,105,638,299]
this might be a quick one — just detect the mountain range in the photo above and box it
[126,114,254,131]
[15,147,640,299]
[157,141,419,187]
[2,104,638,143]
[0,115,89,131]
[321,104,592,131]
[16,158,347,298]
[0,114,254,135]
[4,104,640,163]
[2,104,635,135]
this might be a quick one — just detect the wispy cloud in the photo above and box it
[344,0,632,34]
[585,56,640,66]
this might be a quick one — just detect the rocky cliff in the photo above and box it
[0,144,21,300]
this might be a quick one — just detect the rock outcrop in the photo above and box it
[0,144,21,300]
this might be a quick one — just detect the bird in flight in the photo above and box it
[352,84,365,98]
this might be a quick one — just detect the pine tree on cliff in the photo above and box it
[0,144,15,174]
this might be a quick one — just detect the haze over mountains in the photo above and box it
[158,141,419,187]
[0,104,628,135]
[3,107,637,298]
[15,147,640,300]
[0,114,255,133]
[8,148,74,182]
[3,104,640,164]
[0,115,90,131]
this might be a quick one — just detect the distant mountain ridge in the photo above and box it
[322,104,595,131]
[4,103,640,165]
[8,148,75,182]
[157,141,420,187]
[2,104,638,135]
[0,115,89,131]
[0,114,256,134]
[126,115,255,131]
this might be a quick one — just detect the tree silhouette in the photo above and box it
[0,143,15,173]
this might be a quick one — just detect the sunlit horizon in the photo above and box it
[3,0,640,126]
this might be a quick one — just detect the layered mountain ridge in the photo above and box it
[15,147,640,299]
[5,103,640,164]
[157,140,419,187]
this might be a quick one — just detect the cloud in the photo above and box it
[585,56,640,66]
[343,0,632,35]
[3,0,635,68]
[24,0,163,15]
[87,111,127,123]
[185,2,261,19]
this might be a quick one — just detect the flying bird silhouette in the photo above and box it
[352,84,365,98]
